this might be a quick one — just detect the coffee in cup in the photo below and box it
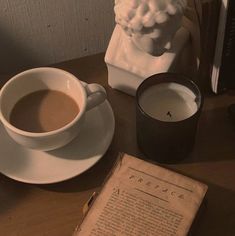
[0,67,106,151]
[10,90,79,133]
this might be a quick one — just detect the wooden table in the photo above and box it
[1,53,235,236]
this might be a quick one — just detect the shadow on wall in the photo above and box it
[0,0,115,75]
[0,27,43,74]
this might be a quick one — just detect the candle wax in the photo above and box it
[139,82,198,122]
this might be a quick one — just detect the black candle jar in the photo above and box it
[136,73,203,163]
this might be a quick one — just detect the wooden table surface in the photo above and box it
[1,53,235,236]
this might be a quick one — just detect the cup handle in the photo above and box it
[81,81,106,111]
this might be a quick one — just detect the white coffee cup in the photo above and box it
[0,67,106,151]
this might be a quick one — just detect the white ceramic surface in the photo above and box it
[0,68,106,151]
[0,100,114,184]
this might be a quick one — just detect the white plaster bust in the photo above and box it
[114,0,187,56]
[105,0,199,95]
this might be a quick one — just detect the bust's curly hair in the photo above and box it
[114,0,187,37]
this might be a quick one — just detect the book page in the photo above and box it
[75,154,207,236]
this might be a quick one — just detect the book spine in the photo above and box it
[218,0,235,90]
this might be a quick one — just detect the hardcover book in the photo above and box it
[212,0,235,93]
[74,153,208,236]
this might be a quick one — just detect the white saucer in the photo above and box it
[0,100,115,184]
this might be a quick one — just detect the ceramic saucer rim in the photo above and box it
[0,100,115,184]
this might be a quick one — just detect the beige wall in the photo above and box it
[0,0,115,73]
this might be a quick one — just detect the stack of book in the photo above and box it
[212,0,235,93]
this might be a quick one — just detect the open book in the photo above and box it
[74,153,208,236]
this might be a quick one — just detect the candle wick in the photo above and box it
[167,111,172,118]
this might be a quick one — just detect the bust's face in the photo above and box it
[114,0,186,56]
